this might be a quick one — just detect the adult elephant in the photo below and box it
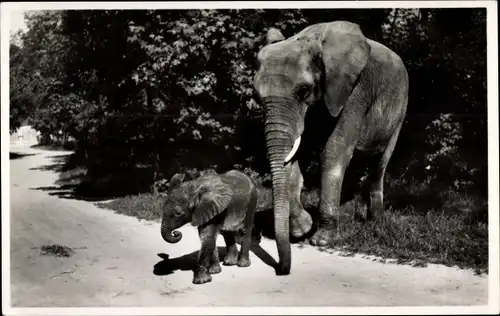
[253,21,409,275]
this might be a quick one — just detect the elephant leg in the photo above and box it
[310,113,362,247]
[237,229,252,267]
[367,122,403,220]
[289,160,313,238]
[209,245,222,274]
[193,225,217,284]
[222,232,239,266]
[238,200,257,267]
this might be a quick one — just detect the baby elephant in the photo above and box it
[160,170,259,284]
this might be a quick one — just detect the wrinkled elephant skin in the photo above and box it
[160,170,260,284]
[253,21,409,274]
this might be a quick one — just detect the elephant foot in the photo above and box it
[223,252,238,266]
[208,262,221,274]
[237,256,251,268]
[290,208,313,238]
[367,191,384,220]
[274,262,291,276]
[193,266,212,284]
[310,226,338,247]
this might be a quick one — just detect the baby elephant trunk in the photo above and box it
[160,220,182,243]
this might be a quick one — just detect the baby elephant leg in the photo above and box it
[237,228,252,267]
[209,246,222,274]
[238,195,257,267]
[222,231,239,266]
[193,225,217,284]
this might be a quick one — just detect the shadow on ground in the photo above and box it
[29,153,154,202]
[10,152,38,160]
[153,243,277,277]
[30,143,75,151]
[29,154,69,172]
[29,185,114,202]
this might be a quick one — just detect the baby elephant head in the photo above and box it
[160,173,233,244]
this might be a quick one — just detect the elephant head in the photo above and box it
[253,21,371,272]
[160,173,233,244]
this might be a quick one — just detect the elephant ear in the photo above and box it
[167,173,185,194]
[266,27,285,44]
[191,177,233,226]
[320,21,371,117]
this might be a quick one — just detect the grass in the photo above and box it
[96,193,163,222]
[55,167,88,189]
[331,203,488,274]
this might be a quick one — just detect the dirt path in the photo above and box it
[7,145,488,307]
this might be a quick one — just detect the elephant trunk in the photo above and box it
[262,96,302,273]
[160,219,182,243]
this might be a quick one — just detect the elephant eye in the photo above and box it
[174,209,183,217]
[295,84,312,101]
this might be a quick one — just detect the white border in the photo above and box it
[0,1,498,10]
[486,0,500,312]
[1,1,498,315]
[1,1,13,315]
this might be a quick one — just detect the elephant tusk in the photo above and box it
[284,136,301,164]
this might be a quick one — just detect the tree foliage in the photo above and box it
[9,8,487,197]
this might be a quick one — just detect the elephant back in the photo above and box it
[221,170,255,197]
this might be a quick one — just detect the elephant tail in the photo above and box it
[256,185,273,212]
[256,185,319,213]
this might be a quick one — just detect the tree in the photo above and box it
[11,8,487,198]
[9,11,74,142]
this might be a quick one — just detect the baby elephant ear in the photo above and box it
[167,173,185,193]
[191,177,233,227]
